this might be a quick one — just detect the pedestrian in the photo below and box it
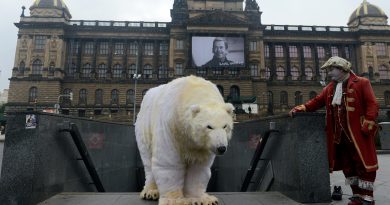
[289,56,379,205]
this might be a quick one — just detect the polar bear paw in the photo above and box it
[187,194,219,205]
[140,183,159,201]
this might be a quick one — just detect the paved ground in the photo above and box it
[325,153,390,205]
[1,138,389,204]
[39,192,301,205]
[37,153,390,205]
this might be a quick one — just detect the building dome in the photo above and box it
[348,0,387,25]
[30,0,72,19]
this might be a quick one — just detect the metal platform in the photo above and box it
[38,192,301,205]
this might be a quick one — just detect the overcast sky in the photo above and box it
[1,0,390,92]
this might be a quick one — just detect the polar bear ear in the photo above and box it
[225,103,235,115]
[190,104,201,117]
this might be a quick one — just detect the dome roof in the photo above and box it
[348,0,387,24]
[30,0,71,18]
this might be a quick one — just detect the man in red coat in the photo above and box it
[289,56,379,205]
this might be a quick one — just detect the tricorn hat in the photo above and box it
[320,56,351,72]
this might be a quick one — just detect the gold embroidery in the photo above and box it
[346,106,355,111]
[346,98,355,102]
[348,89,355,93]
[347,110,379,171]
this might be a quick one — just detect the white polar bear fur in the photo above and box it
[135,75,234,205]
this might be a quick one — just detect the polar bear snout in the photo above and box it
[216,146,227,155]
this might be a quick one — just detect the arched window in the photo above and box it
[229,85,240,100]
[111,89,119,105]
[309,91,317,99]
[112,64,123,79]
[276,66,285,80]
[95,89,103,105]
[32,59,43,75]
[143,64,153,79]
[295,91,303,105]
[217,85,224,97]
[79,89,87,105]
[97,63,107,79]
[19,61,25,74]
[385,91,390,106]
[126,89,134,105]
[280,91,288,106]
[379,65,390,80]
[158,65,168,79]
[128,64,137,78]
[62,88,72,105]
[82,63,91,78]
[291,66,300,80]
[305,67,313,80]
[28,87,38,102]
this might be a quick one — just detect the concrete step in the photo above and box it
[38,192,302,205]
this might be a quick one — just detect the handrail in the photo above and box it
[59,122,105,192]
[240,126,279,192]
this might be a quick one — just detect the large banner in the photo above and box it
[192,37,245,68]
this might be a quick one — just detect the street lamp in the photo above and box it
[55,92,73,114]
[133,74,141,124]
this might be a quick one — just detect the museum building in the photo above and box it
[7,0,390,123]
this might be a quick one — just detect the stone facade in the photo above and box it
[6,0,390,123]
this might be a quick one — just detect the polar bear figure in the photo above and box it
[135,75,234,205]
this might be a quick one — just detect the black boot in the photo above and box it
[331,186,343,201]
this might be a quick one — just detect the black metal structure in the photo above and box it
[240,128,279,192]
[59,122,106,192]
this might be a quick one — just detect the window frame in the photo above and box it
[28,87,38,102]
[34,36,46,50]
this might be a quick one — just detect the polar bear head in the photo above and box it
[186,102,234,156]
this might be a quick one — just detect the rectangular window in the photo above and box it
[228,68,239,76]
[129,42,138,55]
[303,46,312,58]
[196,68,207,76]
[289,46,298,58]
[71,41,80,55]
[376,43,386,56]
[159,43,168,55]
[317,46,325,58]
[114,43,124,55]
[84,42,94,55]
[275,45,284,58]
[175,63,183,75]
[99,42,109,55]
[265,45,270,58]
[249,41,257,52]
[345,47,350,59]
[176,40,184,50]
[144,42,154,56]
[331,46,339,56]
[250,64,258,76]
[34,36,46,50]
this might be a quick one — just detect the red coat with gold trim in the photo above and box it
[304,72,379,172]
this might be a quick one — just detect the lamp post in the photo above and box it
[133,74,141,124]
